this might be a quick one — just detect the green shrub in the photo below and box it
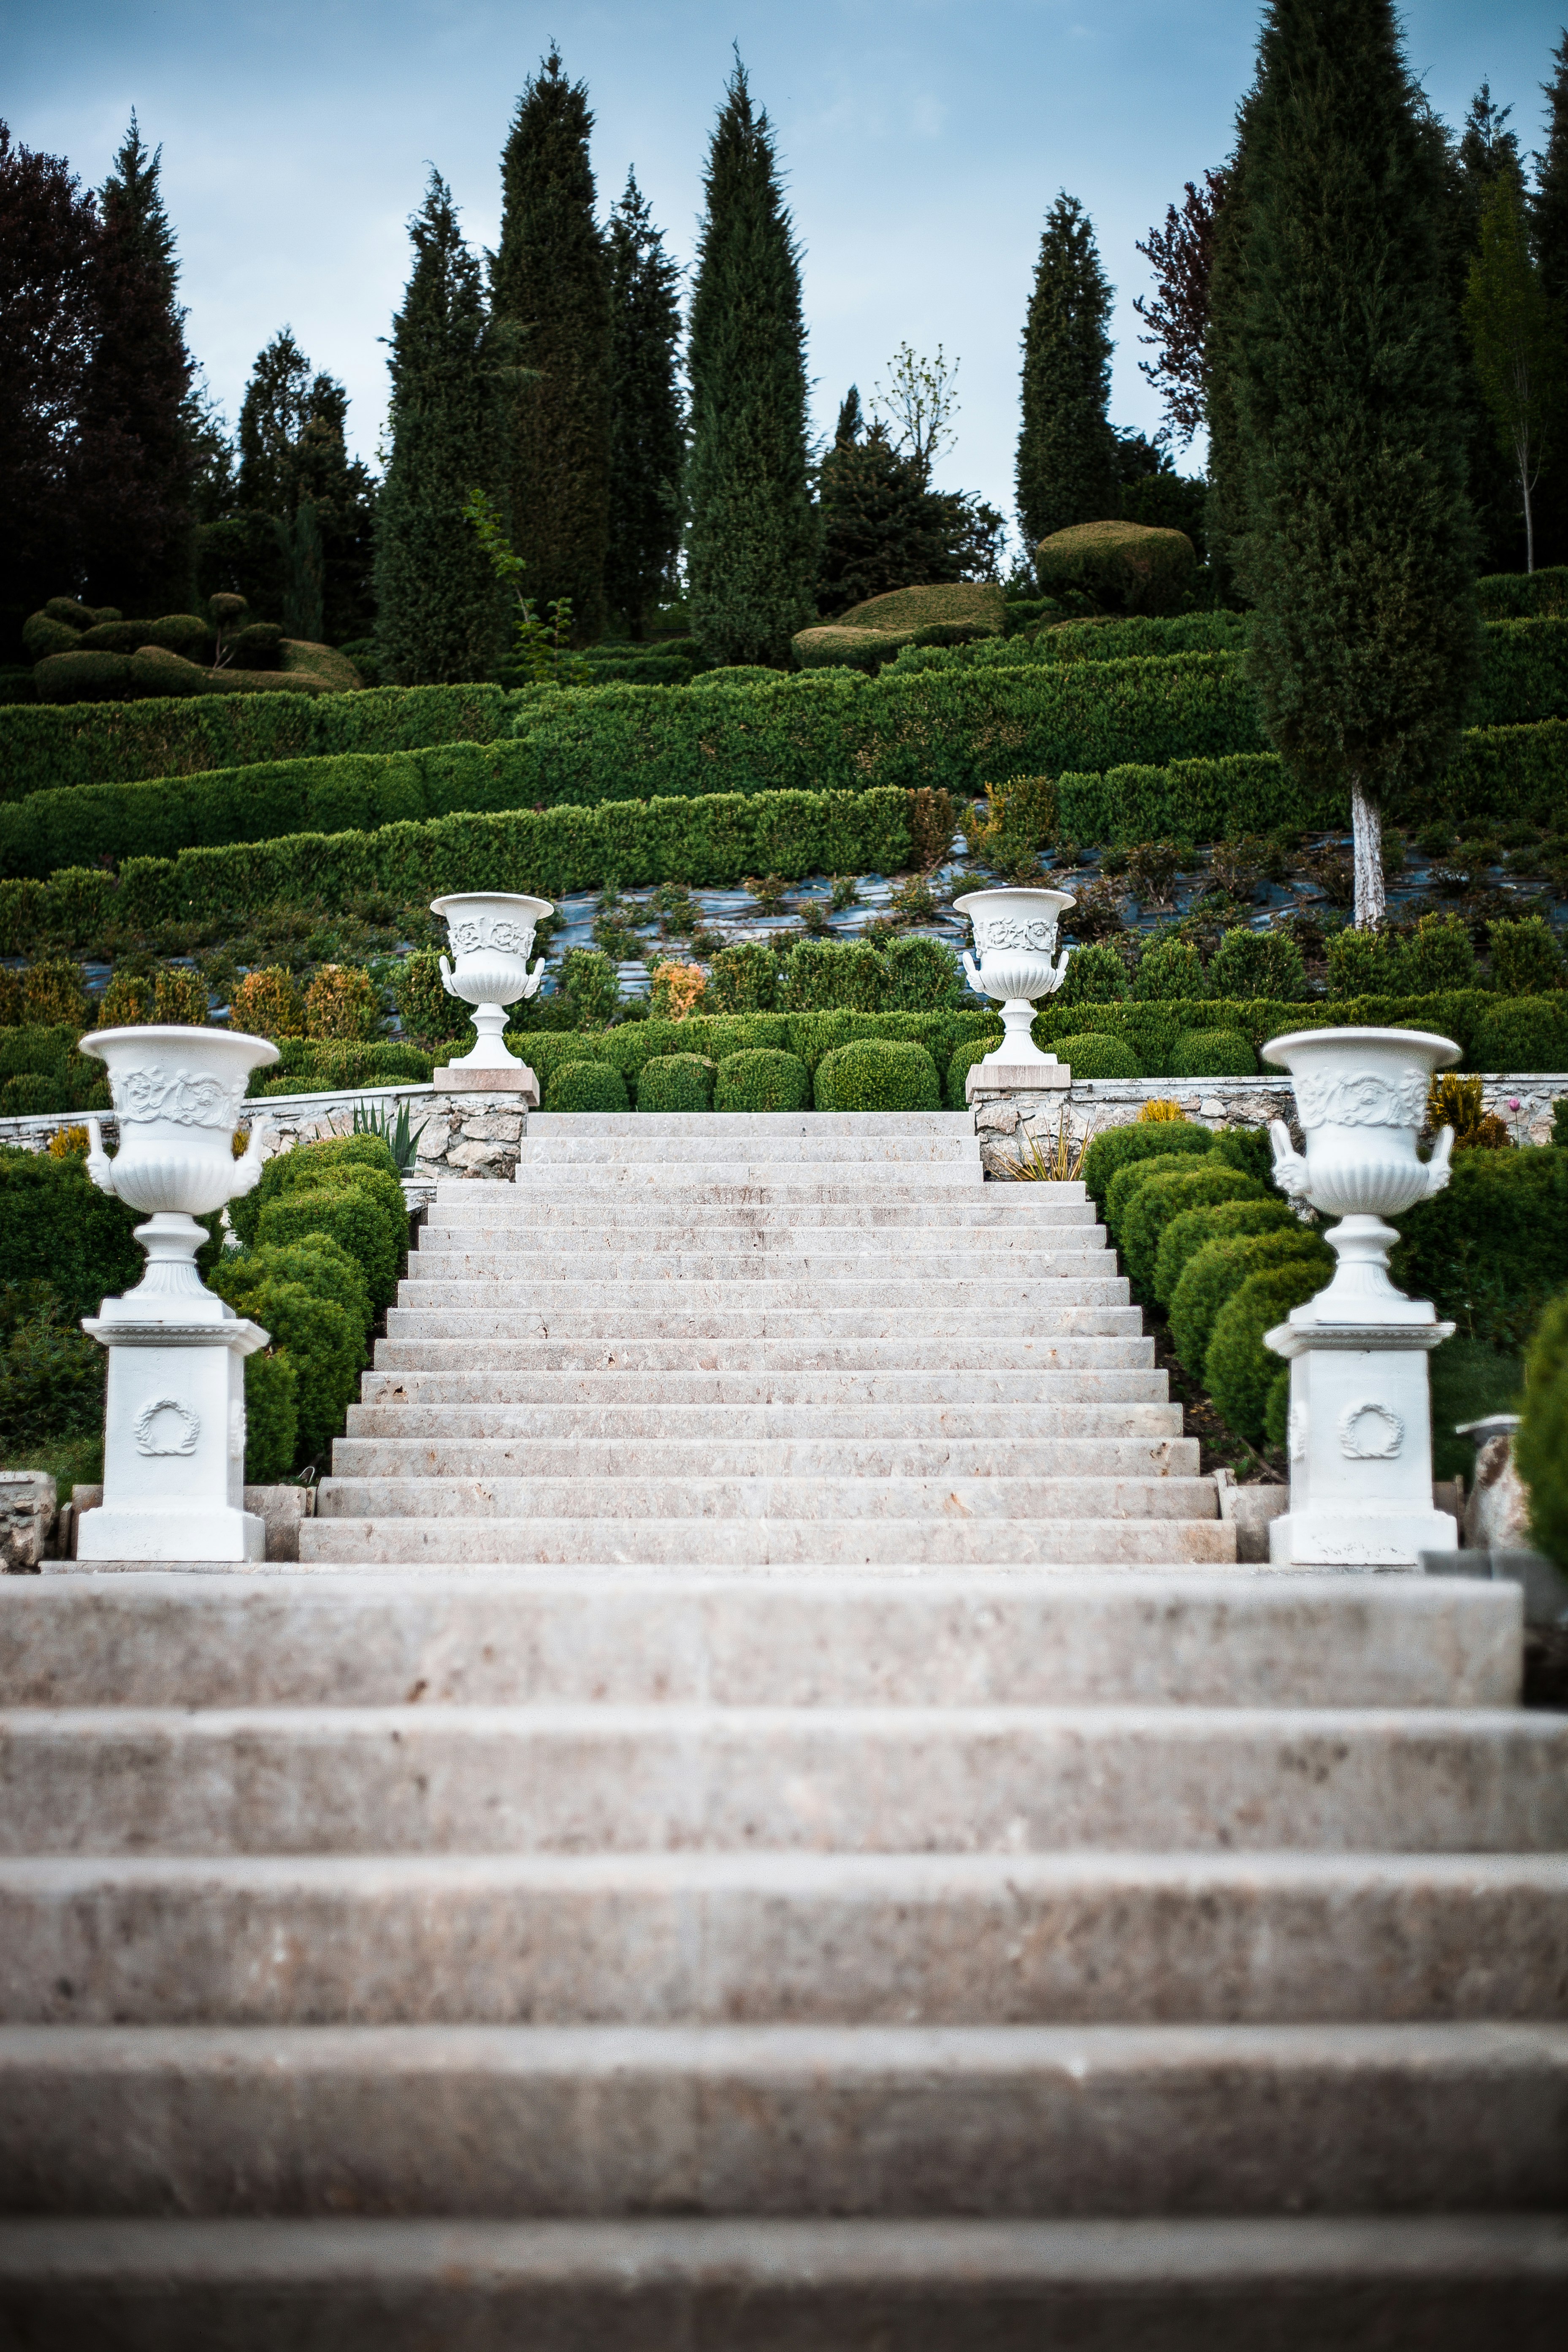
[1390,1146,1568,1349]
[1476,567,1568,620]
[814,1038,942,1112]
[1488,915,1564,995]
[1134,936,1206,1000]
[715,1048,810,1112]
[394,952,474,1048]
[1206,927,1310,1002]
[1205,1260,1332,1439]
[1471,997,1568,1073]
[558,948,621,1030]
[1056,941,1131,1005]
[1264,1366,1291,1450]
[779,938,888,1013]
[241,1349,298,1484]
[945,1034,999,1106]
[210,1257,359,1463]
[1153,1196,1303,1308]
[636,1053,715,1111]
[1055,1032,1143,1079]
[1171,1228,1333,1379]
[1516,1287,1568,1565]
[882,934,962,1010]
[255,1040,433,1097]
[1327,926,1403,998]
[1080,1118,1212,1212]
[230,1131,398,1247]
[1117,1162,1269,1299]
[970,772,1058,873]
[1034,521,1196,615]
[0,1146,142,1322]
[1170,1028,1258,1077]
[1210,1125,1278,1186]
[1104,1149,1207,1240]
[255,1181,402,1313]
[0,1308,106,1448]
[1406,913,1480,994]
[547,1060,630,1112]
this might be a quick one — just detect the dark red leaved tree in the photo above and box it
[1133,169,1229,448]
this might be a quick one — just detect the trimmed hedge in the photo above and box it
[0,1024,111,1119]
[1081,1119,1213,1211]
[1154,1196,1301,1308]
[1469,997,1568,1074]
[945,1035,996,1107]
[1056,1033,1143,1079]
[0,1145,143,1321]
[1170,1029,1257,1078]
[1390,1147,1568,1350]
[1171,1228,1332,1379]
[233,1132,403,1291]
[1477,568,1568,620]
[1033,990,1502,1073]
[252,1040,433,1099]
[508,1009,996,1101]
[1117,1162,1269,1299]
[715,1049,811,1112]
[547,1061,629,1112]
[1516,1287,1568,1565]
[1206,1260,1330,1438]
[636,1054,715,1111]
[814,1039,942,1112]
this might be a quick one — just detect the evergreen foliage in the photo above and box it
[492,50,613,645]
[1432,87,1532,574]
[605,171,685,638]
[1534,36,1568,320]
[1232,0,1477,929]
[217,332,376,643]
[1016,193,1119,554]
[816,409,960,617]
[375,172,506,686]
[1466,173,1565,575]
[1200,108,1255,601]
[685,59,818,667]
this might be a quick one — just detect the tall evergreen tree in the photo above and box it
[684,58,818,665]
[1466,174,1565,573]
[1233,0,1476,929]
[491,49,612,642]
[816,412,957,615]
[1201,110,1256,602]
[1015,192,1118,553]
[1535,33,1568,316]
[375,171,505,684]
[217,330,376,640]
[604,170,685,638]
[76,115,195,613]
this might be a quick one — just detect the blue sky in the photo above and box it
[5,0,1563,548]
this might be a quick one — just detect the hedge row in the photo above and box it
[0,786,924,954]
[1032,988,1568,1073]
[501,1008,998,1101]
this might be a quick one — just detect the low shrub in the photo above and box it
[1516,1287,1568,1565]
[1153,1195,1303,1307]
[1470,996,1568,1073]
[945,1034,997,1106]
[0,1145,141,1321]
[1205,927,1311,1002]
[814,1038,941,1112]
[1056,941,1131,1006]
[970,773,1059,874]
[1080,1117,1212,1212]
[636,1053,715,1112]
[1034,521,1196,615]
[0,1304,106,1451]
[305,964,381,1041]
[209,1252,360,1463]
[1488,915,1564,995]
[1117,1162,1270,1298]
[98,966,209,1026]
[715,1048,810,1113]
[239,1349,299,1483]
[1206,1259,1331,1437]
[1390,1146,1568,1349]
[707,940,783,1016]
[19,960,89,1028]
[1104,1149,1205,1240]
[253,1038,432,1097]
[230,967,309,1039]
[1134,936,1206,1000]
[547,1060,629,1112]
[1170,1028,1257,1078]
[1171,1227,1333,1379]
[1476,567,1568,620]
[1055,1032,1143,1079]
[233,1132,404,1306]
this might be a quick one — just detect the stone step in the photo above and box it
[514,1135,979,1163]
[0,2214,1558,2350]
[380,1308,1145,1343]
[404,1249,1114,1284]
[0,1574,1518,1712]
[525,1113,975,1134]
[390,1277,1130,1314]
[3,1851,1563,2024]
[500,1175,990,1200]
[5,1706,1562,1859]
[370,1336,1157,1374]
[425,1199,1099,1233]
[326,1440,1201,1483]
[357,1366,1171,1405]
[312,1474,1219,1523]
[2,2022,1561,2220]
[343,1401,1188,1441]
[296,1518,1238,1567]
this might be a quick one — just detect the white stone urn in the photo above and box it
[1260,1027,1460,1323]
[431,891,552,1090]
[954,888,1075,1087]
[80,1025,279,1323]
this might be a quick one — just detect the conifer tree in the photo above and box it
[491,49,612,642]
[1015,192,1118,553]
[76,115,195,612]
[605,170,685,637]
[1535,33,1568,316]
[1233,0,1476,929]
[375,171,505,684]
[1467,174,1565,573]
[1200,115,1254,599]
[685,58,818,665]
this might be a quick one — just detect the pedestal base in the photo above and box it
[76,1317,269,1566]
[1264,1314,1457,1571]
[435,1062,539,1103]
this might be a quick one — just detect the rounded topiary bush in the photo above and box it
[944,1034,1001,1107]
[1169,1029,1259,1078]
[1116,1162,1269,1298]
[637,1053,716,1112]
[241,1351,298,1484]
[716,1048,811,1113]
[1082,1119,1212,1215]
[1471,996,1568,1073]
[1034,520,1196,615]
[547,1060,630,1114]
[814,1038,941,1112]
[1517,1287,1568,1566]
[1105,1148,1214,1242]
[1205,1260,1330,1438]
[1170,1228,1332,1380]
[1055,1033,1143,1080]
[1264,1367,1292,1451]
[1206,925,1311,1003]
[1154,1196,1301,1308]
[1134,936,1207,1001]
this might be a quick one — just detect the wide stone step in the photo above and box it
[503,1175,988,1200]
[3,2022,1561,2220]
[1,2213,1558,2350]
[390,1277,1129,1314]
[5,1706,1562,1859]
[369,1336,1158,1375]
[295,1517,1238,1566]
[425,1200,1099,1234]
[0,1574,1518,1711]
[312,1474,1218,1523]
[403,1249,1114,1284]
[3,1851,1563,2024]
[514,1137,979,1164]
[343,1401,1187,1441]
[525,1113,975,1135]
[357,1366,1171,1405]
[380,1307,1144,1343]
[326,1438,1201,1481]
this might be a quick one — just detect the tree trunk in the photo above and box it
[1350,772,1387,929]
[1522,446,1536,574]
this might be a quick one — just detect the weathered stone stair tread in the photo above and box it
[296,1517,1239,1566]
[369,1337,1160,1372]
[2,1574,1519,1710]
[327,1438,1201,1478]
[390,1280,1130,1313]
[342,1401,1188,1439]
[357,1365,1173,1401]
[314,1473,1216,1520]
[0,2214,1561,2351]
[4,1852,1563,2024]
[404,1251,1113,1282]
[2,2022,1562,2217]
[5,1704,1563,1855]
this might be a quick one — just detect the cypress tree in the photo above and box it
[1201,106,1256,601]
[491,50,612,643]
[1233,0,1476,929]
[605,170,685,638]
[1536,33,1568,314]
[1015,192,1118,553]
[375,171,505,685]
[76,115,195,613]
[685,58,818,666]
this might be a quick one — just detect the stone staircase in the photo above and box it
[0,1108,1564,2346]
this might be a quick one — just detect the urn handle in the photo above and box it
[1422,1124,1455,1198]
[518,957,546,1001]
[1268,1118,1313,1201]
[962,951,985,993]
[439,954,460,999]
[84,1116,116,1198]
[229,1117,273,1201]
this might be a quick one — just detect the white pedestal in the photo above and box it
[967,1059,1070,1102]
[435,1004,539,1103]
[77,1318,270,1564]
[1264,1317,1458,1570]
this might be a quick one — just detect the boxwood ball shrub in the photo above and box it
[1055,1033,1143,1080]
[1116,1162,1270,1299]
[1171,1228,1333,1380]
[636,1054,715,1112]
[1516,1287,1568,1565]
[230,1133,399,1248]
[1205,1260,1331,1439]
[1154,1196,1301,1308]
[547,1059,630,1113]
[239,1350,298,1484]
[254,1181,403,1314]
[1104,1148,1211,1241]
[945,1034,999,1107]
[1081,1119,1212,1214]
[715,1049,811,1113]
[1056,941,1131,1006]
[1205,927,1310,1003]
[814,1039,942,1112]
[209,1256,359,1464]
[1169,1029,1258,1078]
